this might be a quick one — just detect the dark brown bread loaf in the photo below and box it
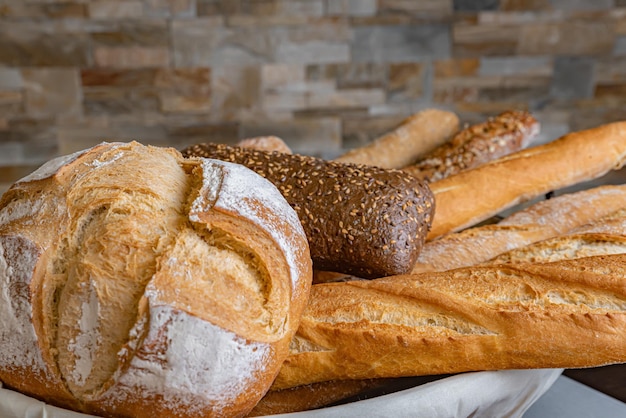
[403,110,539,182]
[181,143,435,279]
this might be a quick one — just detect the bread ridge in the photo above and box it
[334,109,459,169]
[272,254,626,390]
[412,185,626,273]
[0,142,312,418]
[427,121,626,239]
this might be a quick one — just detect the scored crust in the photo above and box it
[0,142,312,417]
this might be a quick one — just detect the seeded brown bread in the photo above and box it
[428,121,626,240]
[411,185,626,273]
[403,110,539,182]
[334,109,459,169]
[0,142,312,418]
[272,254,626,390]
[181,143,435,279]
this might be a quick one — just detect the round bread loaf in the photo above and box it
[0,142,312,417]
[181,143,435,279]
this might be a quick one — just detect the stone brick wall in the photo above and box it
[1,0,626,189]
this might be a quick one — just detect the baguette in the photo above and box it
[483,208,626,265]
[403,110,539,182]
[181,143,435,279]
[428,121,626,240]
[412,185,626,273]
[273,254,626,390]
[334,109,459,169]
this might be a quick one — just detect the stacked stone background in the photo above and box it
[1,0,626,190]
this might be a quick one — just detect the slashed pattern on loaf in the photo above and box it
[101,304,271,413]
[190,159,307,293]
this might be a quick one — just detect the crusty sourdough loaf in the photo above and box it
[412,185,626,273]
[273,254,626,390]
[403,110,539,182]
[428,121,626,240]
[0,142,312,418]
[334,109,459,169]
[181,143,435,279]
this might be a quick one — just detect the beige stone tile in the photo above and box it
[275,41,350,64]
[261,80,334,111]
[389,63,424,101]
[434,58,479,77]
[0,91,23,106]
[260,64,306,90]
[0,23,91,66]
[0,3,86,19]
[595,57,626,83]
[518,22,615,55]
[309,87,386,108]
[154,68,211,94]
[22,69,82,118]
[225,15,310,27]
[94,46,170,68]
[0,68,23,90]
[87,1,143,18]
[90,20,169,47]
[327,0,377,16]
[159,93,211,113]
[143,0,196,18]
[341,114,405,149]
[309,63,387,89]
[171,18,276,67]
[477,10,565,24]
[378,0,453,19]
[240,116,342,157]
[452,23,520,57]
[211,65,261,121]
[499,0,551,11]
[81,68,159,87]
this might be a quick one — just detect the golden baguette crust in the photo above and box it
[428,121,626,240]
[413,185,626,273]
[482,208,626,265]
[334,109,459,169]
[273,254,626,390]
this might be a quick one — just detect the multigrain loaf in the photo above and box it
[0,142,312,418]
[428,121,626,240]
[334,109,459,169]
[181,143,435,279]
[273,254,626,390]
[412,185,626,273]
[402,110,539,182]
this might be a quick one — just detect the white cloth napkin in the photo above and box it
[0,369,562,418]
